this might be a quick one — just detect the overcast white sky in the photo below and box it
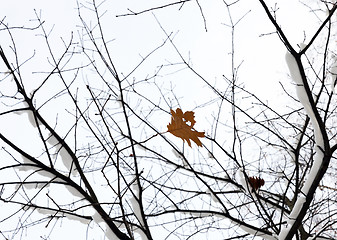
[1,0,321,101]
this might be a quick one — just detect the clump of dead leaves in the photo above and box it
[248,176,265,190]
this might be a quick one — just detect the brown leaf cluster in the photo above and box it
[248,176,265,190]
[167,108,205,147]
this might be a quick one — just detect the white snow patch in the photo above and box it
[206,188,220,203]
[308,236,330,240]
[59,147,77,176]
[13,101,29,116]
[286,51,324,188]
[23,182,44,190]
[104,225,119,240]
[14,184,21,191]
[92,212,104,224]
[131,177,140,198]
[103,222,146,240]
[330,55,337,93]
[130,177,144,226]
[299,43,307,51]
[278,225,291,240]
[21,154,32,164]
[285,52,302,85]
[36,170,54,178]
[172,149,188,166]
[37,208,55,216]
[172,148,182,158]
[325,9,330,17]
[17,101,42,128]
[64,213,91,224]
[65,185,83,198]
[181,158,189,167]
[136,143,147,152]
[17,165,31,172]
[208,151,215,158]
[22,205,30,211]
[130,196,144,226]
[135,227,149,240]
[236,168,250,192]
[284,50,327,239]
[27,110,41,128]
[302,146,324,194]
[285,52,314,119]
[285,51,324,146]
[117,94,123,108]
[17,155,34,172]
[240,225,277,240]
[289,197,306,219]
[59,147,72,169]
[190,212,213,218]
[13,109,25,115]
[47,133,59,146]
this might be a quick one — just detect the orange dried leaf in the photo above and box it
[167,108,205,147]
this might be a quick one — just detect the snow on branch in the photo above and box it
[240,225,277,240]
[281,50,327,239]
[285,51,324,147]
